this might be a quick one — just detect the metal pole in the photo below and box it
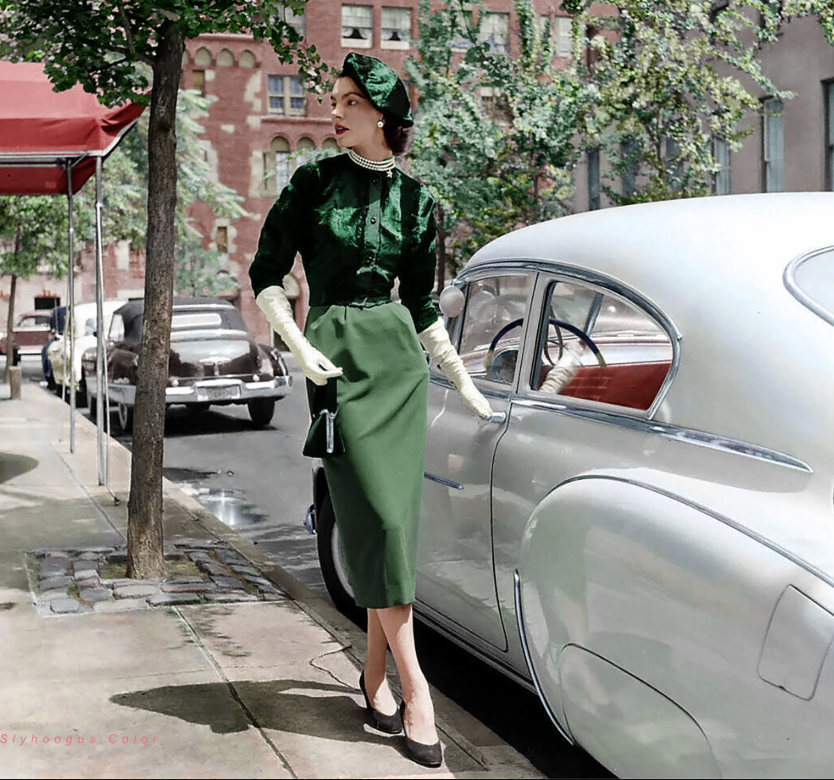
[94,156,106,486]
[67,162,76,454]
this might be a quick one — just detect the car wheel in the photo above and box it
[316,494,365,627]
[117,402,134,434]
[247,398,276,428]
[88,393,97,419]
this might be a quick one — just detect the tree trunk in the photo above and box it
[4,271,17,384]
[435,203,447,293]
[126,21,184,580]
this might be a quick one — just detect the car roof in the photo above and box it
[114,297,246,342]
[466,192,834,328]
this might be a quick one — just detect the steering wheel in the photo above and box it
[485,318,606,382]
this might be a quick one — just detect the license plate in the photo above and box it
[200,385,239,401]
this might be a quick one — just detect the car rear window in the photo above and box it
[171,312,223,330]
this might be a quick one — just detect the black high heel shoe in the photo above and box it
[359,672,403,734]
[399,701,443,768]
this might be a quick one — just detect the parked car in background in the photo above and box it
[313,193,834,778]
[0,310,52,363]
[83,297,291,432]
[47,300,123,405]
[41,306,67,390]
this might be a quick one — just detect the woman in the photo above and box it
[250,52,492,768]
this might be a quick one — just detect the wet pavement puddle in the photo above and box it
[163,467,268,527]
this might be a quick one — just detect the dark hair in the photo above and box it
[382,117,411,156]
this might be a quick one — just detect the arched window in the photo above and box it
[181,50,190,66]
[321,138,340,155]
[270,137,291,193]
[217,48,234,67]
[195,47,212,67]
[240,49,256,68]
[296,137,315,169]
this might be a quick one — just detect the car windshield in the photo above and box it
[786,247,834,327]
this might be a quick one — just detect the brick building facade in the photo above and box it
[4,4,833,343]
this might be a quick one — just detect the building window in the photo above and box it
[217,48,234,67]
[240,50,256,68]
[283,5,305,38]
[342,5,373,48]
[321,138,340,155]
[381,7,411,49]
[193,70,206,96]
[268,75,306,115]
[714,138,731,195]
[763,97,784,192]
[587,147,600,210]
[480,86,511,124]
[826,81,834,191]
[296,137,315,169]
[621,138,637,199]
[216,226,229,270]
[479,12,509,53]
[194,47,212,67]
[267,137,291,194]
[550,15,572,57]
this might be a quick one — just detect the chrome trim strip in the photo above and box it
[561,475,834,591]
[784,245,834,328]
[513,398,813,473]
[513,570,575,745]
[423,472,465,491]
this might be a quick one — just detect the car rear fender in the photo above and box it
[516,476,761,777]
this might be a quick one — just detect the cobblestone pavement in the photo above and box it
[27,540,285,616]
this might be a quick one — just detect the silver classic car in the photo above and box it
[314,193,834,778]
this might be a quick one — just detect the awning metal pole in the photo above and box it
[94,157,106,486]
[67,162,76,453]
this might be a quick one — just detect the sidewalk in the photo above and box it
[0,381,543,779]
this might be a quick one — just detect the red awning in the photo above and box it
[0,61,144,195]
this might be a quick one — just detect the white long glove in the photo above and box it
[255,285,342,386]
[539,350,581,394]
[418,319,493,419]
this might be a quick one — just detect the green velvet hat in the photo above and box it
[341,52,413,128]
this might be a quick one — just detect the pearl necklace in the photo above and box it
[348,149,396,178]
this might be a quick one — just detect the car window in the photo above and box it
[443,274,532,386]
[531,279,673,411]
[109,314,125,342]
[172,312,223,330]
[19,315,49,328]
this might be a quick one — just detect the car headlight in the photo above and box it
[257,350,273,377]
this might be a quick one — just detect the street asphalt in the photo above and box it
[0,377,545,779]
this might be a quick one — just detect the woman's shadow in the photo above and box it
[112,678,396,746]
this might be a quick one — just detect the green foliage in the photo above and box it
[572,1,791,205]
[0,1,329,107]
[407,0,593,271]
[0,196,69,279]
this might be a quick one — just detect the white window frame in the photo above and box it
[553,15,572,58]
[267,75,306,116]
[282,4,305,38]
[479,11,509,53]
[342,4,373,48]
[381,6,411,49]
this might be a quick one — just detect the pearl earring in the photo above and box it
[377,119,384,128]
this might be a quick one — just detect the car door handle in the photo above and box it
[486,411,507,424]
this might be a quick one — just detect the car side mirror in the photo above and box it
[439,286,465,318]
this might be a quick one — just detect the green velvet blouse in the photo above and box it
[250,153,439,334]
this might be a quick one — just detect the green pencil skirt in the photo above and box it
[305,302,429,609]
